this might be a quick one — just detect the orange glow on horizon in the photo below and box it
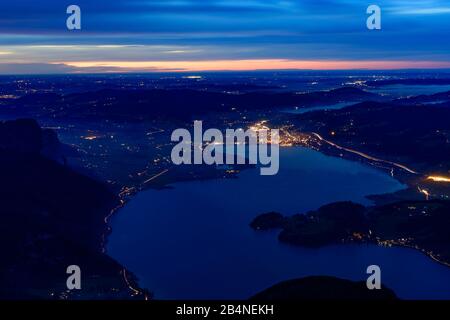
[60,59,450,72]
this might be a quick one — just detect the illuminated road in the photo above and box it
[143,169,169,184]
[427,176,450,183]
[311,132,419,175]
[122,268,142,297]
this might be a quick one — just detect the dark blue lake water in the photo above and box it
[369,84,450,97]
[282,102,357,114]
[108,147,450,299]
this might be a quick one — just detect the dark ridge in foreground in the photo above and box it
[0,119,146,299]
[250,276,398,300]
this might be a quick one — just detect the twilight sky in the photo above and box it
[0,0,450,73]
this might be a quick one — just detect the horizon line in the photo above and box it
[2,59,450,75]
[2,68,450,76]
[61,59,450,73]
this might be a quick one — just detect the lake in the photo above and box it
[108,147,450,299]
[368,84,450,97]
[282,102,357,114]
